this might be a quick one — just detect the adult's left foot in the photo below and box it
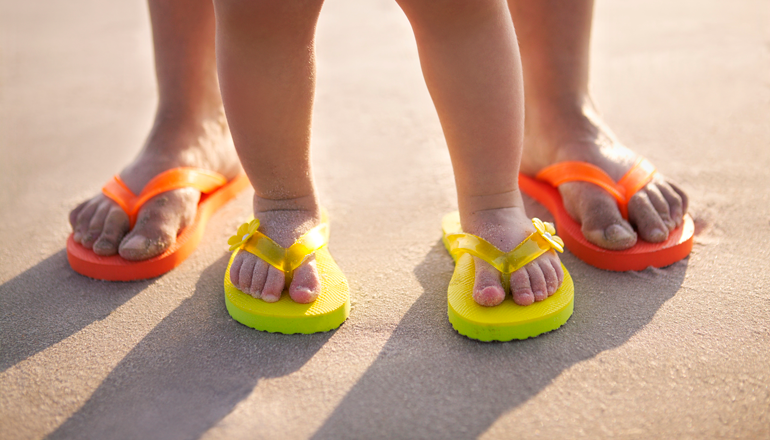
[520,101,688,250]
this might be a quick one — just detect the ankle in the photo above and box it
[527,96,599,136]
[253,193,320,216]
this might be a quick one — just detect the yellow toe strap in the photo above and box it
[444,218,564,292]
[228,217,329,284]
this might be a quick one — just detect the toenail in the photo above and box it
[123,235,147,250]
[650,228,666,240]
[605,224,634,241]
[94,240,113,250]
[73,232,82,242]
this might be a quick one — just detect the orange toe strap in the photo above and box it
[102,167,229,228]
[535,158,656,219]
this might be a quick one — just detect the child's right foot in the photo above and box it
[228,196,323,304]
[69,109,242,260]
[461,202,564,307]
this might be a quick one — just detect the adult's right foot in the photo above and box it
[69,109,242,260]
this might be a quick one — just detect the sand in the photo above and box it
[1,0,768,438]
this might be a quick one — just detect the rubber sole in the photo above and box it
[223,247,350,334]
[442,212,574,342]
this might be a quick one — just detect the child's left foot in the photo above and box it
[462,204,564,307]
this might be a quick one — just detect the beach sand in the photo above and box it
[1,0,768,438]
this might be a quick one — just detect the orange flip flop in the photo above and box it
[518,158,694,271]
[67,167,250,281]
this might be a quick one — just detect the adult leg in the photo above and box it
[510,0,687,249]
[397,0,563,306]
[69,0,241,259]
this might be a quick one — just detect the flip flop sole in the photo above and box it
[67,174,250,281]
[442,212,575,342]
[223,247,350,334]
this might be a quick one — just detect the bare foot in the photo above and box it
[69,109,242,260]
[461,201,564,307]
[520,101,688,250]
[228,195,322,304]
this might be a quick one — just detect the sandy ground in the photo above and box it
[1,0,768,439]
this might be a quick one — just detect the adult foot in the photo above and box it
[520,101,688,250]
[69,109,242,260]
[462,202,564,307]
[228,196,322,304]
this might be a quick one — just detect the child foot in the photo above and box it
[462,204,564,307]
[69,110,242,260]
[228,197,322,304]
[520,102,688,250]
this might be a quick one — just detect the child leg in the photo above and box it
[397,0,563,306]
[213,0,325,304]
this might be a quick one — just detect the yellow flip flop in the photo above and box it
[224,211,350,334]
[442,212,574,341]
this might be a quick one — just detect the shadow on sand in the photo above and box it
[310,237,688,439]
[0,250,153,373]
[47,255,332,440]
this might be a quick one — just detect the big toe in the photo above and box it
[472,257,506,307]
[118,189,197,261]
[289,258,321,304]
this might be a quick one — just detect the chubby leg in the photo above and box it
[397,0,563,306]
[69,0,241,260]
[509,0,688,249]
[214,0,324,303]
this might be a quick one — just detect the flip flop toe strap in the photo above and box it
[535,158,656,219]
[102,167,228,228]
[229,219,330,286]
[445,218,564,293]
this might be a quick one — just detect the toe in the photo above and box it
[69,199,89,231]
[289,257,321,304]
[81,201,110,247]
[526,262,548,302]
[229,251,245,287]
[249,259,269,298]
[510,267,534,306]
[628,190,669,243]
[74,199,100,243]
[260,267,285,303]
[657,180,686,227]
[236,251,256,293]
[539,256,559,296]
[645,183,676,231]
[549,256,565,287]
[92,205,129,256]
[563,183,637,250]
[118,189,197,261]
[472,257,506,307]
